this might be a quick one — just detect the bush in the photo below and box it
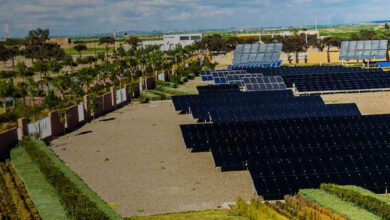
[234,197,288,220]
[156,85,194,96]
[179,77,187,84]
[187,73,195,79]
[140,91,161,101]
[148,90,172,100]
[20,138,116,220]
[156,80,177,88]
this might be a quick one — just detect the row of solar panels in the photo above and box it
[339,40,388,60]
[200,70,287,92]
[235,43,283,54]
[228,61,283,69]
[233,53,281,63]
[234,43,283,64]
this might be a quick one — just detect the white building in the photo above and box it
[140,33,202,51]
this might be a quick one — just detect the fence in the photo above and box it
[0,85,132,158]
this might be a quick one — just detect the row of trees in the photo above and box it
[196,29,390,63]
[0,28,202,125]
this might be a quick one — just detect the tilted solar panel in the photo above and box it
[339,40,388,60]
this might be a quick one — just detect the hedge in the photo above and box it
[148,90,172,100]
[11,146,68,220]
[299,189,381,220]
[140,91,161,101]
[156,85,194,96]
[321,183,390,219]
[339,185,390,205]
[20,139,122,220]
[156,80,177,88]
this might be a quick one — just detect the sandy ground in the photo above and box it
[49,102,252,217]
[178,77,213,94]
[321,92,390,115]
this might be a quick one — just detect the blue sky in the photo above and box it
[1,0,390,38]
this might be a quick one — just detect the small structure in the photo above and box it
[140,33,202,51]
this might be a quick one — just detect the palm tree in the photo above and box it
[126,36,141,51]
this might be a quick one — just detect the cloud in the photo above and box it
[1,0,390,38]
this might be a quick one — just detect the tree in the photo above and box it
[47,58,63,76]
[385,23,390,30]
[323,37,342,63]
[16,61,34,82]
[62,54,75,73]
[74,44,88,58]
[99,37,115,61]
[76,67,97,91]
[126,36,141,50]
[282,35,307,64]
[43,90,60,110]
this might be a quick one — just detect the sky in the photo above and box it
[1,0,390,38]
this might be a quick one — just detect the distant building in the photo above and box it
[140,33,202,51]
[280,30,320,40]
[47,38,71,45]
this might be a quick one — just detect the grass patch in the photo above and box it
[126,209,248,220]
[140,91,161,101]
[22,139,122,220]
[299,189,381,220]
[11,146,68,220]
[156,85,195,96]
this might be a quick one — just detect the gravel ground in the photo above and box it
[49,101,252,217]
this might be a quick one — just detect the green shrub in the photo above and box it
[20,138,117,220]
[140,91,161,101]
[187,73,195,79]
[179,77,187,84]
[156,85,194,96]
[156,80,177,88]
[148,90,172,100]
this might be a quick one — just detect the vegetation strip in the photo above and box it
[339,185,390,205]
[234,197,288,220]
[321,183,390,219]
[20,138,119,220]
[299,189,381,220]
[29,139,122,220]
[11,146,68,220]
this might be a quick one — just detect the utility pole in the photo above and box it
[2,0,9,40]
[113,29,117,52]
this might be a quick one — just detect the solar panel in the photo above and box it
[243,76,287,91]
[234,43,283,64]
[339,40,388,60]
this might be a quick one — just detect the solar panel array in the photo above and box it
[243,76,286,91]
[339,40,388,60]
[180,114,390,199]
[172,65,390,199]
[197,84,240,94]
[233,43,283,64]
[228,61,283,69]
[284,71,390,92]
[200,70,247,82]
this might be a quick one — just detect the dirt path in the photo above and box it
[50,101,252,217]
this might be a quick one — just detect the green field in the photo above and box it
[64,47,113,56]
[126,209,247,220]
